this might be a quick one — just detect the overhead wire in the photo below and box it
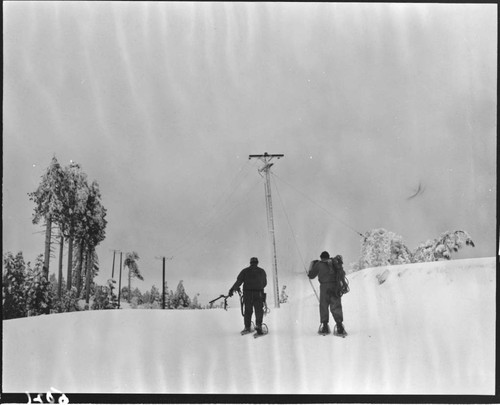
[167,160,255,256]
[271,172,365,238]
[271,174,320,302]
[171,176,264,258]
[168,159,262,258]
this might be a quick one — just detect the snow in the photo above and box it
[3,257,496,395]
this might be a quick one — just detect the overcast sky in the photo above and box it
[3,2,497,304]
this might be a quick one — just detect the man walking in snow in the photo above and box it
[308,251,346,335]
[228,257,267,335]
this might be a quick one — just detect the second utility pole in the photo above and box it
[156,255,173,309]
[249,152,284,309]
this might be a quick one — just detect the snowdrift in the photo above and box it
[2,257,496,395]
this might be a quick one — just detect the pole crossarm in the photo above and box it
[249,152,284,161]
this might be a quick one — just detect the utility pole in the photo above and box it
[156,256,173,309]
[110,249,120,279]
[248,152,284,308]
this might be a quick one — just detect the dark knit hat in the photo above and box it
[250,257,259,264]
[320,251,330,259]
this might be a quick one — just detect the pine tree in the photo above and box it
[28,157,65,279]
[25,255,53,316]
[142,290,151,306]
[190,293,202,309]
[359,228,412,270]
[172,280,191,309]
[54,287,81,313]
[279,285,288,304]
[124,252,143,303]
[91,280,118,310]
[133,288,143,304]
[2,252,28,319]
[412,230,475,263]
[163,282,174,309]
[149,285,161,309]
[59,162,89,294]
[76,180,107,303]
[107,278,119,308]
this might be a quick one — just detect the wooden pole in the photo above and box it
[111,250,116,279]
[162,257,166,309]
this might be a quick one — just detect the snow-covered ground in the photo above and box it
[3,257,496,395]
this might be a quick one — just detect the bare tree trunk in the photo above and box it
[66,234,73,296]
[58,231,64,298]
[44,216,52,279]
[76,241,84,297]
[128,265,131,303]
[85,248,91,304]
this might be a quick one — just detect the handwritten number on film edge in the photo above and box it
[25,387,69,404]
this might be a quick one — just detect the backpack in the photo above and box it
[329,255,350,297]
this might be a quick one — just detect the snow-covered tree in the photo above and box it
[2,252,28,319]
[29,158,107,299]
[49,272,82,313]
[162,282,175,309]
[91,280,118,310]
[190,293,202,309]
[172,280,191,309]
[49,273,60,298]
[59,162,89,294]
[144,285,161,309]
[412,230,475,263]
[80,181,107,303]
[390,238,413,265]
[358,228,412,270]
[142,290,150,304]
[24,255,53,316]
[347,261,360,274]
[124,252,142,303]
[132,288,143,305]
[53,287,81,313]
[279,285,288,304]
[28,157,65,278]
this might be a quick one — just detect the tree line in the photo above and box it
[2,250,204,319]
[350,228,475,272]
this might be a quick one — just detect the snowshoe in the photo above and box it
[333,323,347,338]
[253,323,268,338]
[318,323,331,336]
[240,322,255,335]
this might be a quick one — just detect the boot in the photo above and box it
[255,325,264,335]
[336,322,346,335]
[320,323,330,334]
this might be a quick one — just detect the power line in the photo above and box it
[271,172,365,238]
[272,176,319,302]
[167,160,257,256]
[168,176,263,259]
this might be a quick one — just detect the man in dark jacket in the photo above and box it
[229,257,267,335]
[308,251,346,335]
